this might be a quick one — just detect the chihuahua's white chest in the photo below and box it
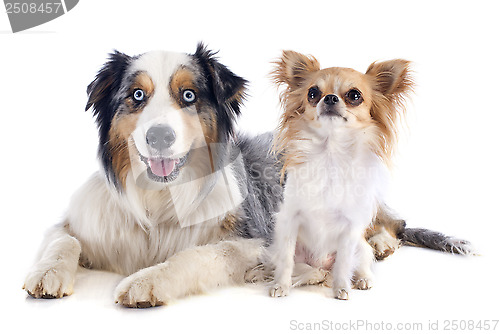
[282,128,388,257]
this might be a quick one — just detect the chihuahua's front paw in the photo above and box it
[114,269,168,308]
[270,284,290,298]
[23,265,74,299]
[353,278,373,290]
[334,288,349,300]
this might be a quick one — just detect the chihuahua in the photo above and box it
[269,50,413,300]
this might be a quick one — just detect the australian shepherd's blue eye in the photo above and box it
[182,89,196,103]
[133,89,145,101]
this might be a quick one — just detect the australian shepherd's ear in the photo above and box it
[365,59,414,161]
[194,43,247,138]
[85,51,132,188]
[85,51,131,112]
[272,50,320,89]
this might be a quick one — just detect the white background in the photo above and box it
[1,1,499,333]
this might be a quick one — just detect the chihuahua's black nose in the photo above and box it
[146,125,176,151]
[324,94,339,105]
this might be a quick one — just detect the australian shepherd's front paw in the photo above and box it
[23,265,74,299]
[114,269,168,308]
[269,283,290,298]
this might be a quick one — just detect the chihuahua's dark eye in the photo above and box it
[132,89,145,102]
[346,89,363,106]
[347,89,361,101]
[308,86,321,104]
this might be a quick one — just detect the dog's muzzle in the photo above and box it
[139,125,189,182]
[320,94,346,120]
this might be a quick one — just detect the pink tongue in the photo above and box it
[148,158,177,177]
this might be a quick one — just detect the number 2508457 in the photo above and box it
[5,2,63,14]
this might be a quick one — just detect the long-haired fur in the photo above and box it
[366,60,414,162]
[23,45,473,307]
[268,50,415,300]
[272,50,414,177]
[271,51,321,178]
[23,44,269,307]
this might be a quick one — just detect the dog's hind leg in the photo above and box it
[23,223,81,298]
[291,263,329,287]
[245,262,328,287]
[114,238,264,308]
[244,262,273,283]
[366,204,406,260]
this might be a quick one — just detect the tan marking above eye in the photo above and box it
[170,68,198,108]
[133,72,154,96]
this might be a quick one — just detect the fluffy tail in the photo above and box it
[370,206,477,259]
[400,227,476,255]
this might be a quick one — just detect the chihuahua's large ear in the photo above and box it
[366,59,413,100]
[272,50,320,88]
[366,59,413,162]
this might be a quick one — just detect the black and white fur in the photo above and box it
[23,44,285,307]
[23,44,473,307]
